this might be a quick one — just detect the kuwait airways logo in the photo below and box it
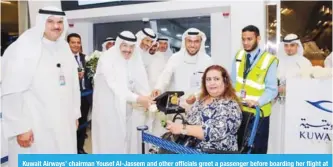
[305,100,332,113]
[298,100,332,142]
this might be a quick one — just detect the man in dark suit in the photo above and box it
[67,33,93,154]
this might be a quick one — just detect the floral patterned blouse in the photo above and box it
[186,98,242,151]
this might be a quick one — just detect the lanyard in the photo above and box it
[243,49,260,80]
[75,55,83,68]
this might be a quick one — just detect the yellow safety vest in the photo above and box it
[234,49,277,117]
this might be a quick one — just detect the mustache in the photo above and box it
[51,28,61,31]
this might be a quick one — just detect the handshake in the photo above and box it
[135,90,197,111]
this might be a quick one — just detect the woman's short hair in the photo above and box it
[199,65,241,105]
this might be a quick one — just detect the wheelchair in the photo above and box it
[143,91,263,154]
[202,105,264,154]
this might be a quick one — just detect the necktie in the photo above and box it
[75,55,82,68]
[246,53,252,72]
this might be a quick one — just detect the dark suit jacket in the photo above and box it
[75,53,93,92]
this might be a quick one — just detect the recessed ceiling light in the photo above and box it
[176,34,182,37]
[1,1,11,4]
[205,45,209,48]
[160,28,168,31]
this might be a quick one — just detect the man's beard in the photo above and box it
[186,48,199,56]
[286,52,297,56]
[244,42,258,52]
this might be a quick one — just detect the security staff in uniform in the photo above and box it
[231,25,278,154]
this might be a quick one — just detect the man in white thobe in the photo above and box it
[1,7,80,167]
[136,28,157,75]
[141,41,168,138]
[135,28,160,135]
[157,37,173,61]
[92,31,155,154]
[277,34,312,92]
[151,28,214,111]
[268,33,312,154]
[146,42,167,92]
[101,37,115,52]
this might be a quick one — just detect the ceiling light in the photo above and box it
[205,46,209,48]
[160,28,168,31]
[325,8,330,15]
[176,34,182,37]
[320,6,325,13]
[281,8,288,14]
[281,8,293,15]
[1,1,11,4]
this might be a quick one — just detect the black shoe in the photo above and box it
[78,149,88,154]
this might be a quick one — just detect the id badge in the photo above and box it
[190,72,202,88]
[59,73,66,86]
[240,89,246,99]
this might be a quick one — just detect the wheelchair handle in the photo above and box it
[172,113,186,124]
[241,101,264,117]
[241,101,263,153]
[241,101,257,108]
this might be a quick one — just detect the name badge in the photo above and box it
[240,89,246,99]
[190,72,203,88]
[59,73,66,86]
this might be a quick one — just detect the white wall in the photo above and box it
[230,1,266,56]
[211,11,232,71]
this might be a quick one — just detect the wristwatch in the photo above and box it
[181,124,188,135]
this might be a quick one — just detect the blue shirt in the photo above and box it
[231,47,278,107]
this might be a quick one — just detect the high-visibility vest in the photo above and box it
[234,49,277,117]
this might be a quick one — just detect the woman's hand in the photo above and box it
[166,120,183,135]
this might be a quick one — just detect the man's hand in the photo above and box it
[244,100,259,107]
[17,130,34,148]
[76,120,79,129]
[78,72,84,79]
[186,95,196,105]
[151,89,161,98]
[278,86,285,93]
[137,95,156,109]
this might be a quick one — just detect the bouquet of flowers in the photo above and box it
[85,50,102,86]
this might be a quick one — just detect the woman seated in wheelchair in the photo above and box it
[166,65,242,151]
